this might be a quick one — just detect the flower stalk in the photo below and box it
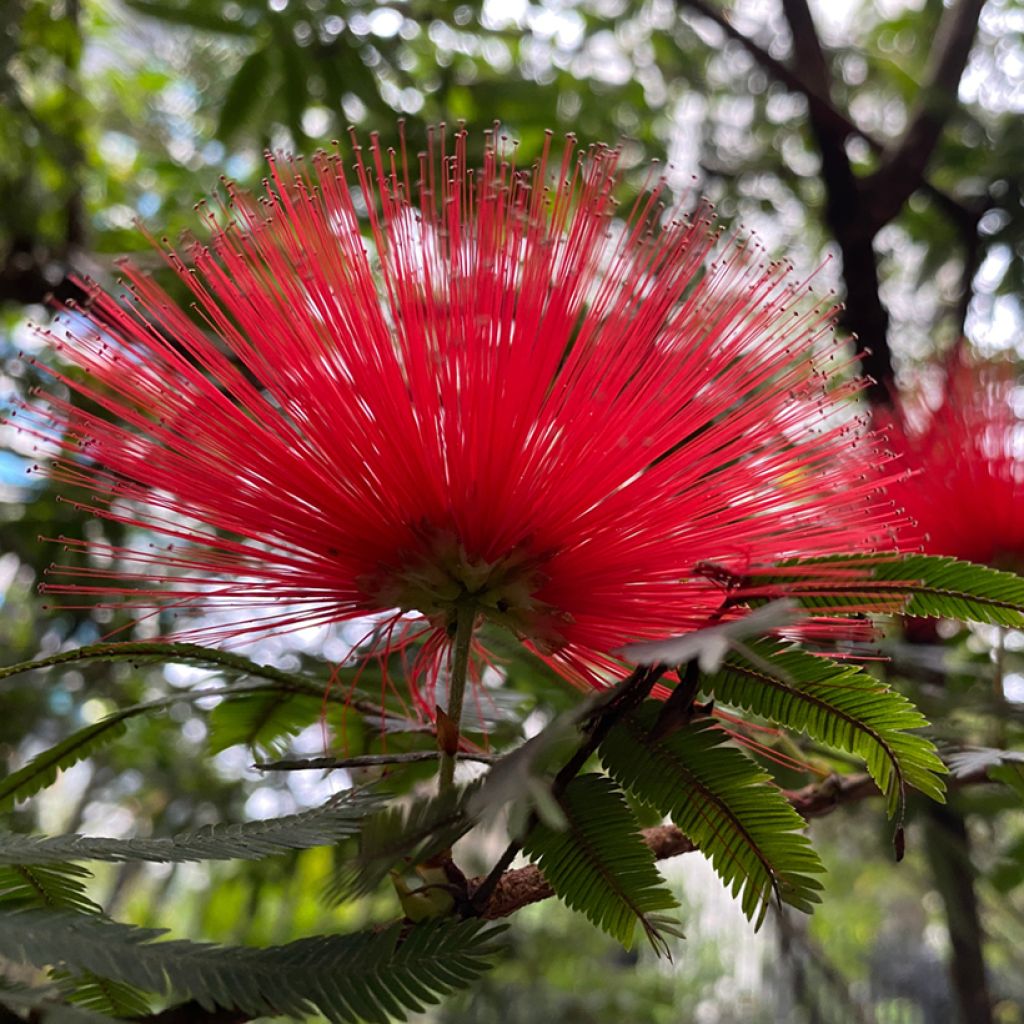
[438,601,476,792]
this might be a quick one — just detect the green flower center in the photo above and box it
[362,529,571,652]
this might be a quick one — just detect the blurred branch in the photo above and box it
[676,0,976,232]
[777,0,893,403]
[254,751,498,771]
[865,0,986,229]
[923,801,993,1024]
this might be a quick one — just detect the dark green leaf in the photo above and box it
[0,909,506,1024]
[0,863,100,915]
[521,774,679,952]
[0,788,383,865]
[600,705,824,927]
[0,718,130,809]
[217,46,273,142]
[700,638,947,816]
[758,554,1024,628]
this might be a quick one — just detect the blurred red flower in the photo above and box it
[879,352,1024,570]
[18,129,905,712]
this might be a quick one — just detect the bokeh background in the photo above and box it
[2,1,1024,1022]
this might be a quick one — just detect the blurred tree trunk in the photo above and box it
[922,801,993,1024]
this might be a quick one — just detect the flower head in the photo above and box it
[879,352,1024,570]
[18,129,903,708]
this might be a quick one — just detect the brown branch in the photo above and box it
[676,0,977,233]
[473,767,992,920]
[866,0,987,228]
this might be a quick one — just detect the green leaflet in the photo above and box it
[700,638,947,816]
[50,971,152,1020]
[336,784,479,902]
[0,788,383,866]
[600,705,824,928]
[0,641,309,688]
[207,690,324,757]
[521,773,680,953]
[758,553,1024,627]
[0,718,130,810]
[0,984,122,1024]
[0,860,153,1017]
[0,908,506,1024]
[0,862,100,915]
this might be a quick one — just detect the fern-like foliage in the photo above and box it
[757,553,1024,627]
[0,642,308,689]
[0,908,506,1024]
[0,863,100,914]
[340,785,477,901]
[700,639,947,817]
[521,774,680,953]
[0,861,153,1017]
[0,789,383,866]
[50,970,152,1020]
[0,718,131,810]
[0,983,122,1024]
[600,704,824,927]
[207,691,326,756]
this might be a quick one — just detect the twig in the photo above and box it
[468,663,663,914]
[865,0,987,228]
[253,751,497,771]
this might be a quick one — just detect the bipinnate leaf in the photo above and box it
[947,747,1024,800]
[0,860,153,1017]
[700,638,947,816]
[51,970,152,1020]
[0,862,101,914]
[0,788,383,866]
[760,553,1024,628]
[0,908,506,1024]
[0,718,130,810]
[521,773,680,953]
[600,705,824,927]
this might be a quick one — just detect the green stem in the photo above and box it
[438,602,476,793]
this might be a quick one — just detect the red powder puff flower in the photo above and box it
[17,128,903,715]
[879,352,1024,570]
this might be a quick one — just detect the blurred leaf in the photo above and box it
[207,690,322,757]
[122,0,252,36]
[0,717,130,810]
[50,971,152,1020]
[0,863,100,915]
[0,788,384,865]
[337,784,478,901]
[0,909,507,1024]
[216,45,273,142]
